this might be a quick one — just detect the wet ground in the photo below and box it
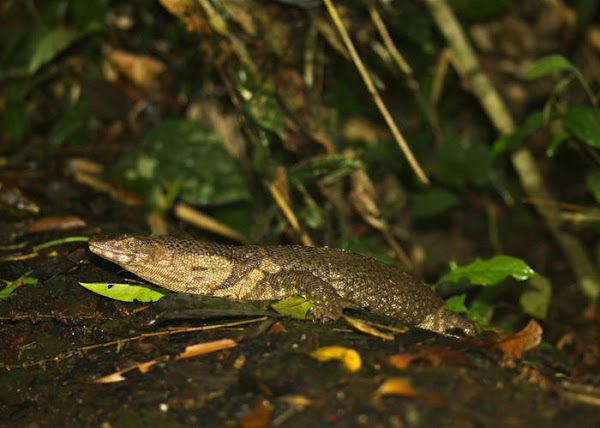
[1,245,600,427]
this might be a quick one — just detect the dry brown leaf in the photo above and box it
[495,319,543,360]
[349,168,386,231]
[109,50,166,89]
[94,338,237,383]
[387,353,418,370]
[342,314,394,340]
[175,338,237,360]
[159,0,208,33]
[72,170,144,206]
[136,360,159,374]
[342,115,390,145]
[375,377,446,407]
[94,372,126,384]
[238,398,272,428]
[25,216,86,234]
[268,323,287,333]
[388,345,471,369]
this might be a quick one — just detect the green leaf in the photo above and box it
[32,236,89,252]
[290,154,363,186]
[245,91,285,140]
[297,205,325,229]
[28,28,80,74]
[439,255,540,286]
[525,54,573,80]
[519,277,552,319]
[492,111,546,156]
[466,298,495,324]
[444,294,469,314]
[410,188,460,218]
[79,282,170,302]
[114,120,250,207]
[587,170,600,203]
[1,272,37,299]
[563,106,600,148]
[270,296,314,320]
[48,100,89,146]
[546,131,570,157]
[431,137,493,187]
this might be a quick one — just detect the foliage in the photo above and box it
[439,256,540,286]
[270,296,314,320]
[79,282,170,302]
[410,188,460,218]
[439,256,544,324]
[112,120,251,208]
[0,272,38,299]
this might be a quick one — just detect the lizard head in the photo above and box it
[89,235,157,266]
[416,307,479,337]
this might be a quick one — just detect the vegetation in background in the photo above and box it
[2,0,600,335]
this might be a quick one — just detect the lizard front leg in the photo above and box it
[249,270,357,321]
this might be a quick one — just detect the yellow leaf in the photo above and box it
[309,345,361,372]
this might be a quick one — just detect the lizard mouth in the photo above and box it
[89,239,135,264]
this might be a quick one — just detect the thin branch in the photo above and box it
[269,183,314,247]
[323,0,429,184]
[3,317,268,370]
[368,5,412,77]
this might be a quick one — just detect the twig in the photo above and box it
[424,0,600,302]
[94,338,238,383]
[367,5,412,77]
[3,317,268,371]
[174,202,246,243]
[323,0,429,184]
[269,183,314,246]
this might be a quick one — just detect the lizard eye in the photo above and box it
[128,241,135,248]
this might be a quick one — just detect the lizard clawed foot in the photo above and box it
[307,305,343,322]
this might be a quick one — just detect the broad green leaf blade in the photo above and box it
[28,28,80,74]
[431,137,493,187]
[519,277,552,319]
[443,294,468,314]
[563,107,600,148]
[0,272,37,299]
[114,119,250,207]
[410,188,460,218]
[525,54,573,80]
[48,100,89,146]
[290,154,363,186]
[439,255,540,286]
[546,131,570,157]
[270,296,314,320]
[245,91,285,141]
[466,298,495,324]
[492,111,546,156]
[79,282,170,302]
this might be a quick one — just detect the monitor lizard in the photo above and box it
[89,235,477,336]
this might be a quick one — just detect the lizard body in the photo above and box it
[89,235,477,336]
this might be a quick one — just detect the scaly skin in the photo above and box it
[89,235,477,336]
